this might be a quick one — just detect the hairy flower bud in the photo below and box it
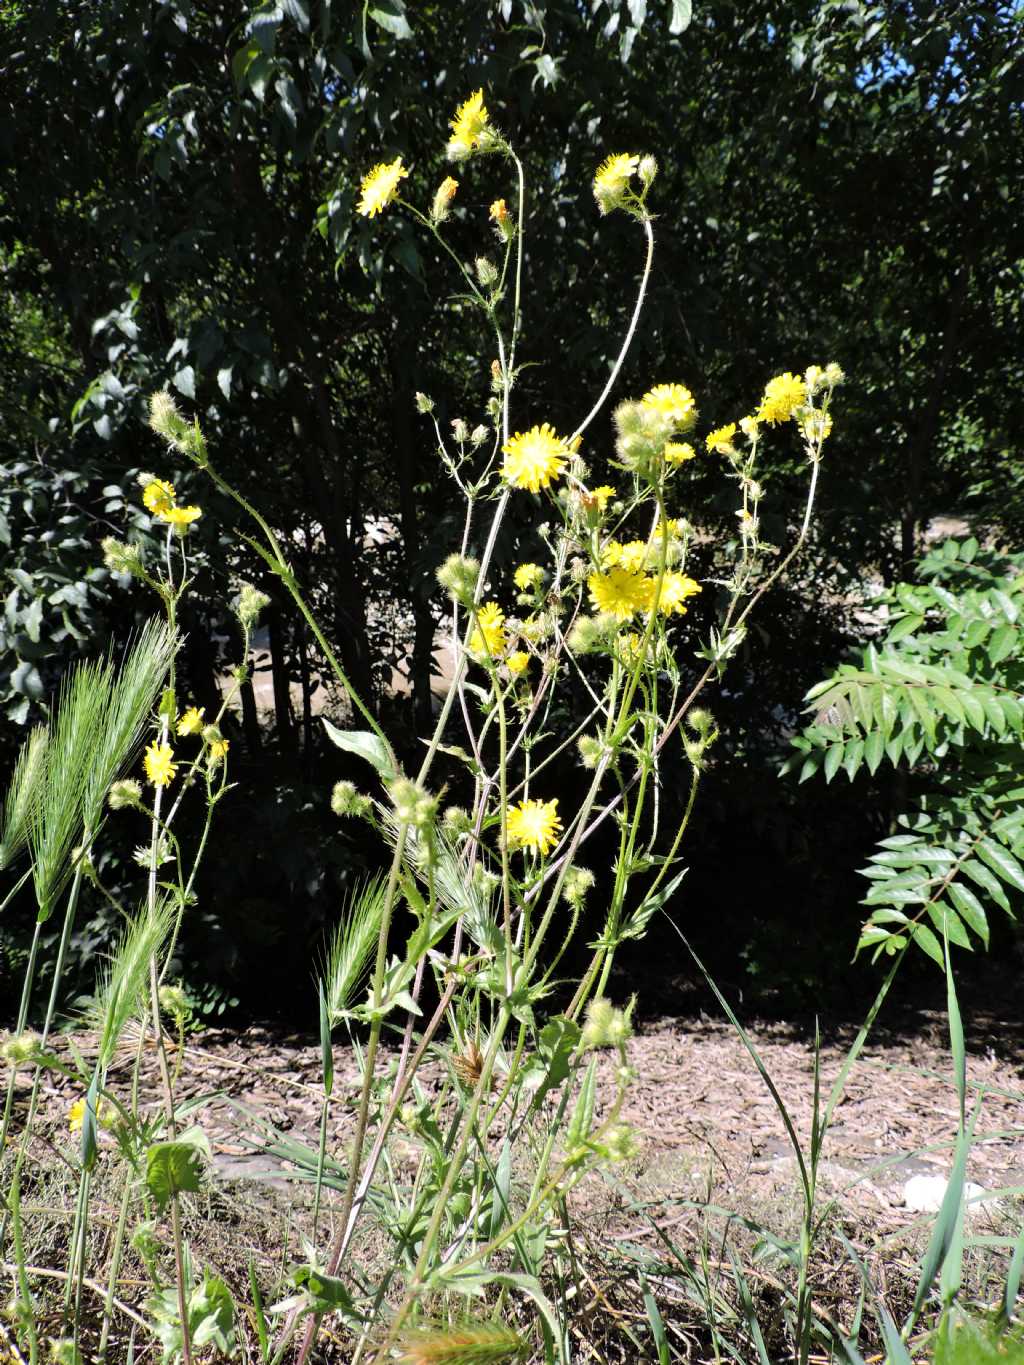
[474,256,498,287]
[436,553,480,606]
[451,418,469,443]
[101,536,143,576]
[331,781,371,819]
[561,865,595,909]
[389,778,436,831]
[582,997,633,1050]
[824,361,845,387]
[431,175,459,223]
[236,583,270,631]
[637,154,658,187]
[1,1031,42,1067]
[577,735,605,769]
[158,984,189,1020]
[108,779,143,811]
[415,391,435,414]
[442,805,473,837]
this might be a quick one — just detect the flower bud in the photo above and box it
[1,1031,42,1067]
[824,362,845,387]
[600,1122,641,1163]
[108,779,143,811]
[415,391,435,414]
[331,781,371,819]
[158,984,189,1020]
[469,424,489,447]
[638,154,658,187]
[236,583,271,631]
[431,176,459,223]
[148,390,192,452]
[474,256,498,287]
[389,777,437,831]
[577,735,605,769]
[436,553,480,606]
[582,997,633,1049]
[101,537,143,576]
[561,865,595,909]
[451,418,469,443]
[443,806,473,837]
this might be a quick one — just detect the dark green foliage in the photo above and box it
[786,539,1024,963]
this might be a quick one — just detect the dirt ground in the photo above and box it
[19,1002,1024,1231]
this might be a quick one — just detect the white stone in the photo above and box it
[903,1174,989,1214]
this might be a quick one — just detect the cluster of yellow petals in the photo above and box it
[501,423,570,493]
[506,651,530,676]
[357,156,408,218]
[177,706,205,736]
[514,563,544,591]
[589,561,701,623]
[506,797,562,856]
[448,89,490,158]
[144,741,177,788]
[705,423,737,454]
[593,153,638,213]
[641,383,697,429]
[664,442,696,466]
[468,601,506,658]
[757,372,808,425]
[142,478,201,529]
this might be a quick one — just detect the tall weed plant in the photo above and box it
[4,93,1018,1365]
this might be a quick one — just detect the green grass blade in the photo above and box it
[1005,1231,1024,1321]
[640,1275,669,1365]
[86,896,175,1071]
[727,1247,772,1365]
[322,874,389,1022]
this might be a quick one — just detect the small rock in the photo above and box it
[903,1174,989,1213]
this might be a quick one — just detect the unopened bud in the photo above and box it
[415,391,434,414]
[562,865,595,909]
[451,418,469,443]
[236,583,270,631]
[331,781,371,819]
[108,779,142,811]
[637,155,658,187]
[102,537,143,576]
[474,256,498,287]
[436,553,480,606]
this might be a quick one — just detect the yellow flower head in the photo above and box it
[143,479,176,516]
[507,797,562,856]
[448,89,489,158]
[502,423,569,493]
[357,157,408,218]
[69,1096,111,1134]
[593,153,639,213]
[587,567,653,622]
[706,423,738,454]
[801,410,833,444]
[490,198,508,223]
[514,563,544,591]
[161,504,202,528]
[506,650,530,676]
[590,484,617,511]
[431,176,459,221]
[177,706,205,737]
[757,372,808,425]
[664,442,696,466]
[208,736,230,762]
[438,176,458,202]
[144,741,177,788]
[641,383,697,431]
[614,540,649,573]
[468,601,506,658]
[651,570,702,616]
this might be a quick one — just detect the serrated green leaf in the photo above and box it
[322,718,396,781]
[910,921,944,966]
[842,737,865,780]
[886,612,923,643]
[863,730,885,775]
[946,883,989,946]
[823,741,844,783]
[926,903,972,949]
[960,857,1011,913]
[146,1140,204,1213]
[987,623,1017,665]
[977,837,1024,892]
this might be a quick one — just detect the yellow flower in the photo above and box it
[177,707,205,737]
[468,601,506,658]
[357,157,408,218]
[664,442,696,465]
[615,540,649,573]
[706,423,738,454]
[69,1096,111,1133]
[591,484,617,511]
[801,410,833,443]
[593,153,638,213]
[587,567,652,622]
[431,176,459,221]
[507,797,562,856]
[208,737,229,761]
[641,383,697,430]
[160,504,202,527]
[438,176,458,202]
[144,741,177,788]
[620,631,648,662]
[143,479,175,516]
[506,651,530,676]
[448,89,489,158]
[651,571,702,616]
[514,563,544,591]
[490,198,508,223]
[501,423,569,493]
[757,372,808,425]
